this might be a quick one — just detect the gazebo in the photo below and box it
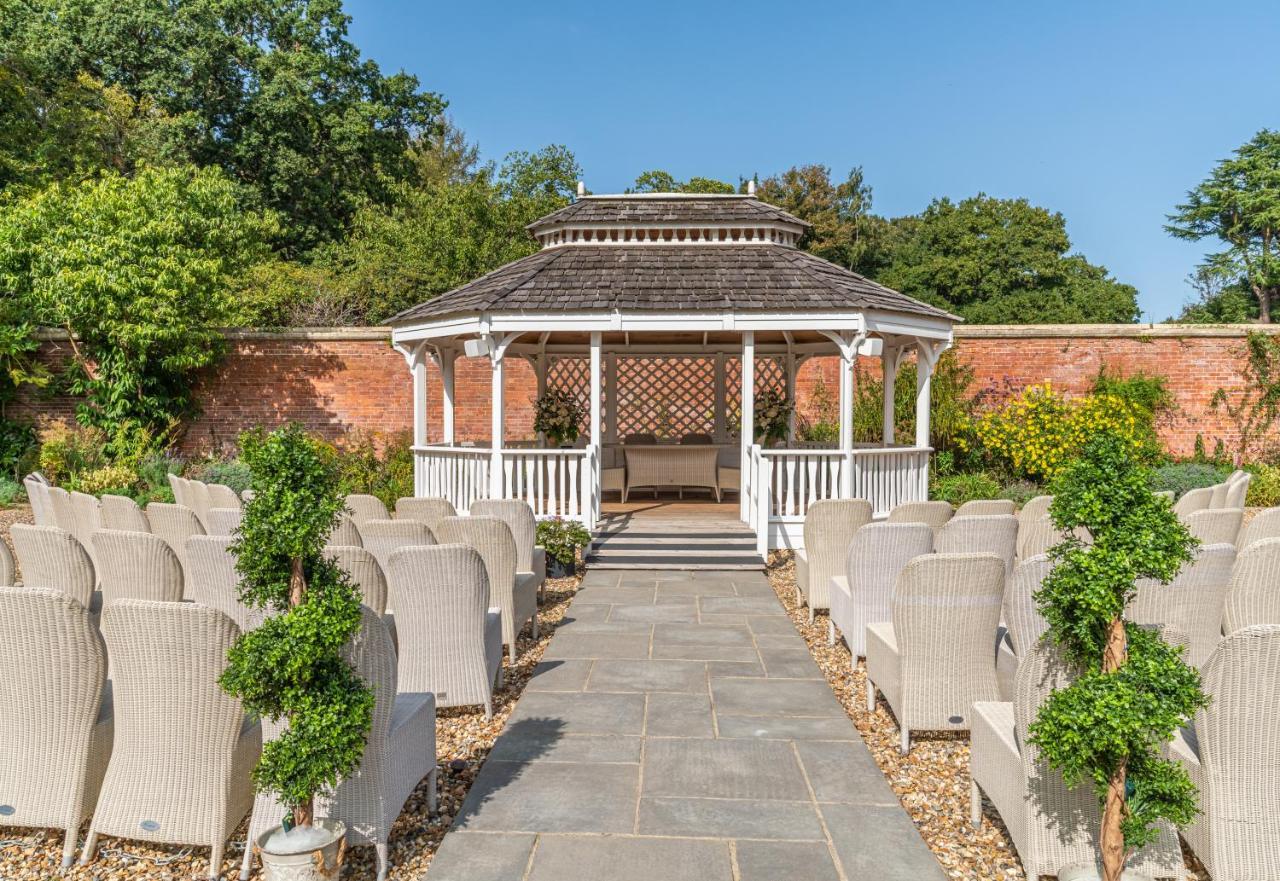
[388,190,958,556]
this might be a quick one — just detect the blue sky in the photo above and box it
[346,0,1280,321]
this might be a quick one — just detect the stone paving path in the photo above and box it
[425,569,947,881]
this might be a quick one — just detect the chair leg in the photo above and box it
[495,665,504,689]
[209,841,225,880]
[239,830,256,880]
[865,680,877,714]
[79,830,99,866]
[899,726,910,756]
[375,842,389,881]
[530,612,538,640]
[827,619,836,647]
[427,767,439,815]
[807,606,815,625]
[970,779,982,829]
[60,827,77,869]
[507,643,516,664]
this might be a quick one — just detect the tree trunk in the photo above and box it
[293,798,314,830]
[288,555,311,827]
[1252,282,1272,323]
[1100,616,1129,881]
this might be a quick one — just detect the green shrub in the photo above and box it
[999,479,1042,507]
[135,452,181,504]
[324,431,413,508]
[536,517,592,566]
[1091,366,1173,417]
[73,464,137,496]
[932,471,1002,506]
[192,458,254,493]
[1149,462,1230,499]
[854,351,976,457]
[1246,463,1280,507]
[37,422,110,485]
[219,425,373,828]
[0,418,36,480]
[0,477,22,506]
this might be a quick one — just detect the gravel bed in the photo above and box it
[0,503,583,880]
[763,550,1208,881]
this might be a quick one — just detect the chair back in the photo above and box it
[337,606,396,770]
[843,522,933,656]
[100,494,151,533]
[23,475,52,526]
[344,494,389,526]
[935,514,1018,573]
[356,519,430,574]
[435,516,516,596]
[10,524,95,608]
[1004,555,1054,657]
[205,507,243,536]
[1224,473,1250,509]
[394,497,457,534]
[955,499,1016,517]
[886,500,954,528]
[1224,538,1280,632]
[469,499,538,572]
[167,473,190,509]
[1017,495,1053,523]
[0,586,106,824]
[1185,508,1244,546]
[0,540,12,587]
[623,432,657,445]
[45,485,77,533]
[92,529,184,604]
[802,498,873,590]
[1173,485,1213,517]
[1209,481,1229,509]
[1016,516,1064,561]
[1237,507,1280,551]
[326,512,363,548]
[681,433,713,445]
[68,491,102,557]
[325,546,388,615]
[387,544,490,695]
[1130,543,1236,667]
[144,502,205,575]
[188,479,213,528]
[185,535,258,631]
[206,483,242,510]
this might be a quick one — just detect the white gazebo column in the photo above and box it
[785,351,797,443]
[489,340,505,498]
[604,353,618,444]
[713,352,726,442]
[588,333,602,524]
[440,346,457,445]
[739,332,755,522]
[837,345,855,495]
[534,353,548,446]
[915,340,946,448]
[410,342,429,449]
[881,345,898,446]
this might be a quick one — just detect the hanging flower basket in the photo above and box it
[753,389,794,446]
[533,389,586,448]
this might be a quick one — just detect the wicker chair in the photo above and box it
[1174,485,1214,517]
[205,507,243,536]
[92,530,184,604]
[828,522,932,660]
[469,499,546,601]
[1016,494,1053,523]
[935,514,1018,576]
[1167,625,1280,881]
[1223,538,1280,632]
[387,545,504,717]
[865,552,1005,754]
[345,493,390,526]
[971,641,1185,879]
[326,545,389,615]
[69,491,103,567]
[886,500,954,528]
[83,600,260,879]
[185,535,259,632]
[622,432,657,445]
[795,499,873,622]
[0,586,112,868]
[10,524,96,609]
[1129,543,1236,668]
[321,607,436,881]
[188,480,213,529]
[0,539,12,587]
[145,502,206,582]
[435,516,537,663]
[357,519,433,576]
[1223,471,1251,509]
[327,512,364,547]
[1237,506,1280,551]
[206,483,242,511]
[681,432,714,444]
[955,499,1016,517]
[394,497,456,535]
[1015,516,1065,561]
[1184,508,1244,545]
[47,485,78,533]
[99,494,151,533]
[23,474,53,526]
[167,473,191,511]
[996,556,1054,700]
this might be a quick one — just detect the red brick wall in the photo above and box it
[12,326,1278,458]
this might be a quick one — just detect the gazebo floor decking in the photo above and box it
[425,568,947,881]
[591,496,760,570]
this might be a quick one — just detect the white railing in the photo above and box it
[848,447,931,517]
[413,446,492,512]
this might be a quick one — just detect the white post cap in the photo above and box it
[747,179,756,196]
[576,181,586,198]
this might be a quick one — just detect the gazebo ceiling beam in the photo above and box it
[502,342,828,356]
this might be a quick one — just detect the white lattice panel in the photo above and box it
[546,357,593,433]
[616,357,716,438]
[726,357,786,435]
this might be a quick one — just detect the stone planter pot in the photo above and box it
[1058,864,1154,881]
[547,556,577,579]
[256,819,347,881]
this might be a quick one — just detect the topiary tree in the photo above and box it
[1029,434,1207,881]
[219,424,373,831]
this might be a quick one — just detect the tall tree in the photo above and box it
[1,0,443,253]
[880,194,1139,323]
[1167,129,1280,323]
[630,170,736,194]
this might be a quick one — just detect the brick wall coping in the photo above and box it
[30,323,1280,343]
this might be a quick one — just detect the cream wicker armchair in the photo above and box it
[1237,506,1280,550]
[970,641,1185,879]
[955,499,1016,517]
[935,514,1018,574]
[1223,538,1280,631]
[145,502,205,581]
[1015,516,1065,561]
[1128,543,1236,667]
[83,600,260,880]
[205,507,243,536]
[387,545,504,718]
[10,524,97,609]
[394,497,457,535]
[435,516,537,663]
[1168,625,1280,881]
[345,493,390,526]
[69,490,103,566]
[322,607,436,881]
[795,498,873,622]
[326,545,389,615]
[185,536,259,631]
[996,556,1054,700]
[1183,508,1244,545]
[0,587,112,868]
[1223,471,1250,509]
[470,499,546,601]
[886,500,954,528]
[827,522,933,660]
[92,530,184,604]
[100,494,151,532]
[358,519,434,575]
[23,474,53,526]
[865,553,1005,754]
[206,483,242,511]
[1016,494,1052,523]
[47,485,78,533]
[327,512,364,547]
[0,539,12,586]
[1174,485,1214,517]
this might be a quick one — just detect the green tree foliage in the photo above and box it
[0,164,275,433]
[630,170,736,194]
[2,0,443,253]
[881,195,1140,323]
[220,424,373,824]
[1030,435,1205,880]
[851,351,976,455]
[1167,129,1280,323]
[1173,268,1259,324]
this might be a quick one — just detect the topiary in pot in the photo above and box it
[219,425,374,880]
[536,516,591,578]
[1029,433,1207,881]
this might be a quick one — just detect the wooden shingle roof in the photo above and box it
[528,194,809,231]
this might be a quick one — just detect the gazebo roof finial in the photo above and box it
[576,180,585,199]
[747,179,756,196]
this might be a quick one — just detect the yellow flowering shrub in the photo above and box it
[974,382,1157,482]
